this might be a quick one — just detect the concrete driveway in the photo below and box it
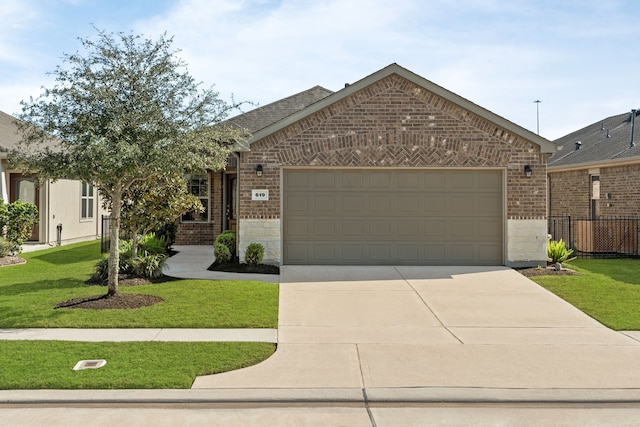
[193,266,640,391]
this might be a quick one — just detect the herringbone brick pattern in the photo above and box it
[241,73,548,221]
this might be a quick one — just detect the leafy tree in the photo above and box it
[109,172,203,258]
[0,198,39,255]
[10,29,247,296]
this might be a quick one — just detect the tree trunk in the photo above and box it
[107,187,122,296]
[131,227,139,259]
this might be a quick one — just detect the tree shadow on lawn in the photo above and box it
[572,259,640,285]
[0,278,88,297]
[27,243,101,266]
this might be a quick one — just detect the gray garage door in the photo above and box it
[283,169,503,265]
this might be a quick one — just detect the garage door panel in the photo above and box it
[285,220,308,238]
[285,194,309,212]
[369,195,391,212]
[314,195,335,212]
[314,171,336,187]
[283,169,503,265]
[398,172,419,189]
[313,220,336,237]
[369,172,391,188]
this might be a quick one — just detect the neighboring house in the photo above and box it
[548,109,640,219]
[175,63,557,267]
[0,110,106,246]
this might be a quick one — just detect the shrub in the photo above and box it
[548,239,574,264]
[214,242,232,263]
[245,243,264,266]
[0,236,12,257]
[0,198,38,255]
[139,233,166,255]
[130,253,167,278]
[155,222,177,248]
[215,230,236,255]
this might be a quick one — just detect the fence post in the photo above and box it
[567,215,572,251]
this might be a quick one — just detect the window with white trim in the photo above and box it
[81,182,94,220]
[181,173,209,222]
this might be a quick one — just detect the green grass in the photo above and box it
[0,241,278,328]
[529,258,640,330]
[0,241,279,389]
[0,341,275,389]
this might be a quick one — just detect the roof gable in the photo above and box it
[0,111,22,154]
[549,110,640,169]
[239,63,556,153]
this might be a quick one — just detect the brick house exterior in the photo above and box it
[548,110,640,219]
[176,64,556,267]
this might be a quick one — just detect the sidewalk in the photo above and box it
[0,328,277,342]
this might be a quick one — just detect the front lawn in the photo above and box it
[529,258,640,330]
[0,241,278,328]
[0,241,279,389]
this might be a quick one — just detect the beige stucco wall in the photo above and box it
[41,179,105,245]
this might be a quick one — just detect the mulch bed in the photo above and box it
[0,256,26,267]
[55,293,163,310]
[208,261,280,275]
[516,266,578,277]
[55,275,174,310]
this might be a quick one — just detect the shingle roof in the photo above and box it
[549,110,640,168]
[226,85,333,133]
[0,110,22,153]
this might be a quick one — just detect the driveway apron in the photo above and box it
[192,266,640,390]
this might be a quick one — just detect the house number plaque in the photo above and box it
[251,189,269,201]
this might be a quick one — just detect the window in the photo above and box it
[81,182,94,220]
[181,173,209,222]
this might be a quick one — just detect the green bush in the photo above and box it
[548,238,574,264]
[155,222,177,248]
[0,236,12,257]
[245,243,264,266]
[215,230,236,255]
[0,198,38,255]
[214,242,232,263]
[139,233,166,255]
[130,253,167,279]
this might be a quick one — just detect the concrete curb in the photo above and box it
[4,387,640,405]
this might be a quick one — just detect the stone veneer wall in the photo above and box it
[235,73,549,265]
[507,219,548,267]
[238,219,281,264]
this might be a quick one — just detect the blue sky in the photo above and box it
[1,0,639,140]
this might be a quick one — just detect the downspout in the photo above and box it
[630,109,637,148]
[46,180,51,245]
[0,157,8,201]
[231,151,241,260]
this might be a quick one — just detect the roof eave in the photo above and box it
[548,156,640,172]
[246,64,558,153]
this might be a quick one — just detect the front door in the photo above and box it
[224,174,237,231]
[10,173,39,241]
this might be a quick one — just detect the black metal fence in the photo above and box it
[548,215,640,259]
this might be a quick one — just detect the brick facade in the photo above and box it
[240,74,548,222]
[549,163,640,218]
[175,68,551,267]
